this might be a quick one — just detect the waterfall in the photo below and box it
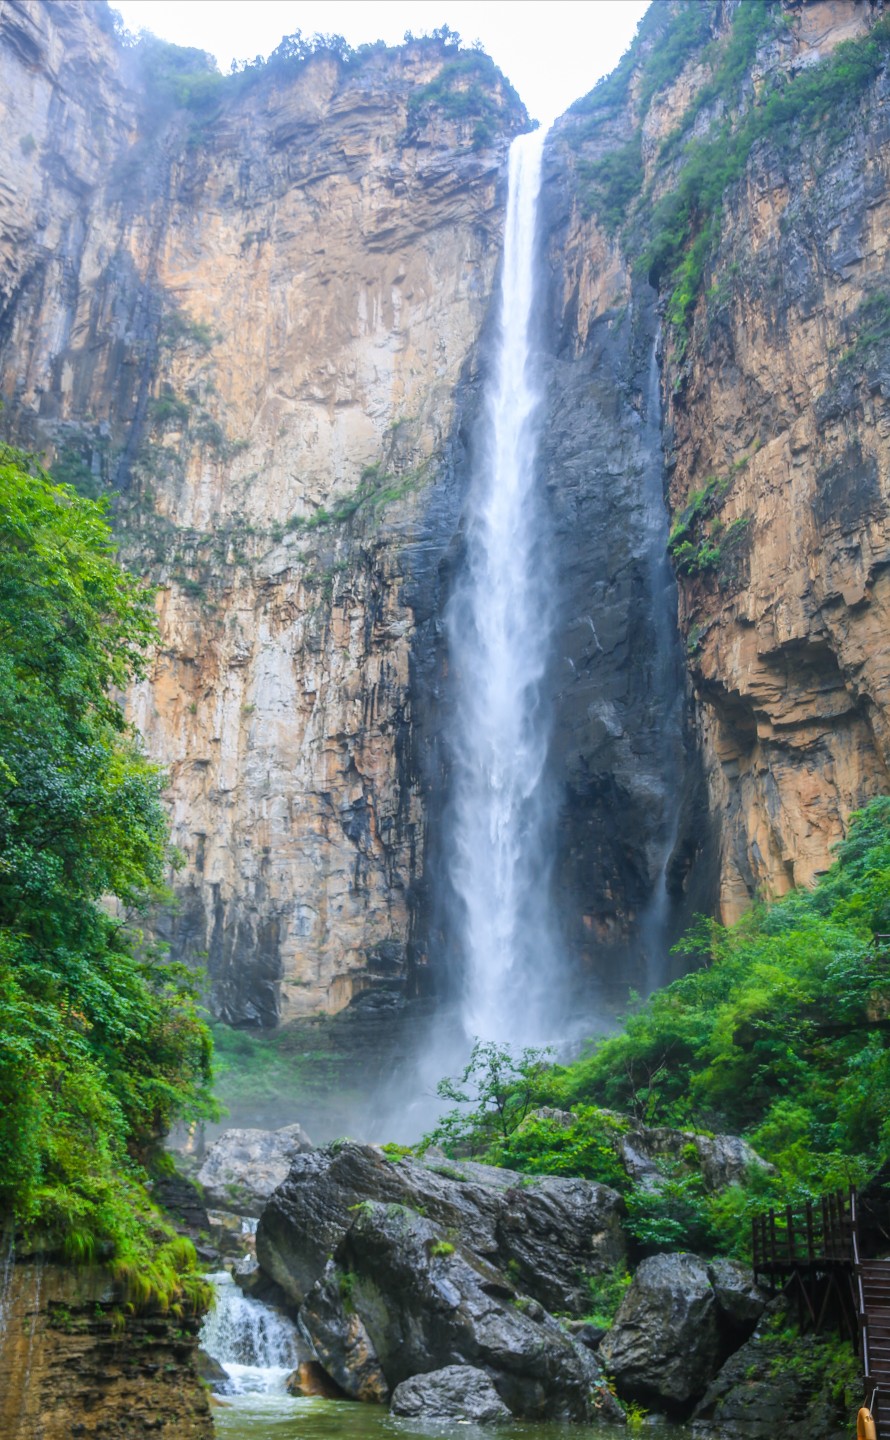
[200,1270,300,1395]
[638,338,685,992]
[447,127,558,1045]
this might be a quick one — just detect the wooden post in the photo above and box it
[806,1200,815,1263]
[786,1204,796,1262]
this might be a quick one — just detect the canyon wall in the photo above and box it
[0,1262,211,1440]
[2,0,890,1030]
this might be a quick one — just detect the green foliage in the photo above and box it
[495,1104,628,1187]
[159,313,219,352]
[421,1040,553,1154]
[624,1166,716,1255]
[148,392,191,428]
[0,442,214,1299]
[581,1263,631,1329]
[577,138,644,231]
[667,471,751,580]
[644,14,890,337]
[283,460,428,537]
[837,290,890,370]
[429,1239,455,1258]
[542,799,890,1206]
[406,53,522,148]
[133,35,225,112]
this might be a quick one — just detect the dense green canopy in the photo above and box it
[0,443,213,1289]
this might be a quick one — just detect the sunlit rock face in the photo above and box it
[0,0,526,1024]
[552,0,890,928]
[3,0,890,1031]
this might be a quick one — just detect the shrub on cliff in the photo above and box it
[553,798,890,1203]
[0,443,214,1300]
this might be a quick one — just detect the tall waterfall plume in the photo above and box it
[446,127,559,1045]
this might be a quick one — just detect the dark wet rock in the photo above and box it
[708,1259,768,1331]
[285,1361,349,1399]
[692,1302,860,1440]
[299,1260,390,1403]
[195,1348,229,1390]
[197,1124,313,1213]
[299,1200,623,1421]
[390,1365,511,1422]
[566,1319,609,1349]
[152,1173,212,1234]
[615,1126,771,1193]
[599,1252,722,1410]
[257,1140,624,1315]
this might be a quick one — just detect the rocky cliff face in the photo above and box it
[553,0,890,926]
[661,1,890,917]
[0,0,527,1024]
[0,1263,211,1439]
[2,0,889,1031]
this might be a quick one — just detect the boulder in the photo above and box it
[599,1252,722,1410]
[299,1200,623,1421]
[295,1268,389,1404]
[197,1124,313,1213]
[257,1140,624,1315]
[616,1126,770,1194]
[692,1302,859,1440]
[708,1259,768,1331]
[390,1366,511,1422]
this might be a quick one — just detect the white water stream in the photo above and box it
[200,1270,300,1396]
[447,127,558,1046]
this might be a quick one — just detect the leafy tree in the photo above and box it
[422,1039,552,1153]
[0,444,213,1302]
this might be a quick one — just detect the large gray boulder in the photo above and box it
[599,1252,722,1409]
[390,1366,511,1422]
[299,1199,623,1422]
[616,1127,769,1194]
[197,1123,313,1213]
[257,1140,624,1315]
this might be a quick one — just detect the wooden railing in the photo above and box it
[752,1188,887,1437]
[752,1189,854,1273]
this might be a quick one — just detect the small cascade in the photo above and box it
[637,338,685,992]
[0,1233,14,1334]
[200,1270,300,1395]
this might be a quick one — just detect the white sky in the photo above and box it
[110,0,651,127]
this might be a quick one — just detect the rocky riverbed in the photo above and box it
[183,1124,861,1438]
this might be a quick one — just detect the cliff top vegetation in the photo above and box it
[565,0,890,347]
[110,14,525,140]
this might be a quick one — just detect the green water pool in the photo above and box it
[212,1394,686,1440]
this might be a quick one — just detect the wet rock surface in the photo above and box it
[599,1253,723,1410]
[196,1123,314,1213]
[692,1302,860,1440]
[252,1140,627,1419]
[256,1140,624,1314]
[390,1365,512,1422]
[616,1125,771,1193]
[300,1200,620,1421]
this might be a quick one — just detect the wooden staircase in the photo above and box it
[857,1258,890,1430]
[752,1189,890,1437]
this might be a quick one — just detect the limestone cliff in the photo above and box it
[0,0,526,1023]
[3,0,890,1031]
[554,0,890,924]
[0,1263,211,1440]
